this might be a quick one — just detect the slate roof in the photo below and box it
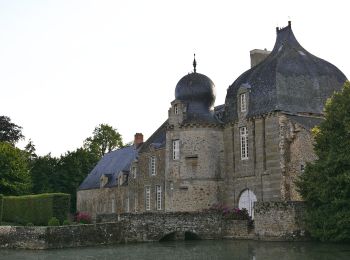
[78,145,138,190]
[139,120,167,153]
[176,72,220,124]
[286,114,324,130]
[224,21,347,122]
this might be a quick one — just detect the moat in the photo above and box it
[1,240,350,260]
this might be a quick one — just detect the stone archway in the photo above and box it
[238,189,257,219]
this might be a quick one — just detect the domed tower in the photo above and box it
[165,55,224,212]
[222,22,347,213]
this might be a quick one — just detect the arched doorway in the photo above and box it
[238,189,257,219]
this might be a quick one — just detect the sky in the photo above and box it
[0,0,349,157]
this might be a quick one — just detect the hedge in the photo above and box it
[0,194,3,225]
[2,193,70,226]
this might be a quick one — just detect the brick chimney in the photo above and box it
[134,133,143,146]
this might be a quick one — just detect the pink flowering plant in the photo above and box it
[75,212,92,224]
[208,202,250,220]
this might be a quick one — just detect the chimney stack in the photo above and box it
[134,133,143,146]
[250,49,271,68]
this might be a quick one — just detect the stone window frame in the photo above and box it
[149,156,156,176]
[240,93,247,112]
[145,186,151,211]
[240,126,249,160]
[132,165,137,179]
[174,104,179,114]
[156,185,162,210]
[172,139,180,160]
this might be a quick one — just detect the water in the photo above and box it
[1,240,350,260]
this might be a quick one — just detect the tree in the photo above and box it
[30,154,58,194]
[297,81,350,242]
[0,142,31,195]
[54,148,99,212]
[0,116,24,144]
[84,124,123,157]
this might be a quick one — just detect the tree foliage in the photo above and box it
[0,142,31,195]
[0,116,24,144]
[297,81,350,242]
[84,124,123,157]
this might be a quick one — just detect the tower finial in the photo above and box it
[193,53,197,73]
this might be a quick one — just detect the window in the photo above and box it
[156,185,162,210]
[134,196,138,212]
[173,140,180,160]
[174,104,178,114]
[132,166,137,179]
[149,156,156,176]
[111,198,115,213]
[240,93,247,112]
[126,197,130,213]
[145,186,151,211]
[240,127,249,160]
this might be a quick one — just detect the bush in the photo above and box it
[62,219,70,225]
[0,194,3,225]
[26,222,34,226]
[48,217,60,226]
[75,212,92,224]
[2,193,70,226]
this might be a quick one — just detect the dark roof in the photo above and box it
[139,120,167,153]
[224,21,347,122]
[286,114,324,130]
[175,72,219,124]
[78,145,138,190]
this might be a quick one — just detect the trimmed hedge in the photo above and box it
[2,193,70,226]
[0,194,3,224]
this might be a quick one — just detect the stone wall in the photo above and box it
[254,201,308,241]
[223,113,283,207]
[0,212,252,249]
[77,186,129,220]
[165,126,224,211]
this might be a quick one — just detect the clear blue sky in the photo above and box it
[1,0,349,156]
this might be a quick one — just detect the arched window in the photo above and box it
[238,189,257,219]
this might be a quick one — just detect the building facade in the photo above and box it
[77,22,347,220]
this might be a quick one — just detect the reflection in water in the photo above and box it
[1,240,350,260]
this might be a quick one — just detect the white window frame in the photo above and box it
[174,104,178,114]
[145,186,151,211]
[149,156,156,176]
[173,140,180,160]
[240,93,247,112]
[132,166,137,179]
[240,126,249,160]
[156,185,162,210]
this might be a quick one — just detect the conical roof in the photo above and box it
[224,21,347,122]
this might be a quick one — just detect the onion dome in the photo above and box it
[224,21,347,122]
[174,55,218,123]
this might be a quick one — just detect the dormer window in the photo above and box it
[174,104,179,114]
[240,93,247,112]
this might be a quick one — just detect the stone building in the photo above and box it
[77,21,347,219]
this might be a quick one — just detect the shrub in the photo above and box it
[62,219,70,225]
[2,193,70,226]
[48,217,60,226]
[26,222,34,226]
[75,212,92,224]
